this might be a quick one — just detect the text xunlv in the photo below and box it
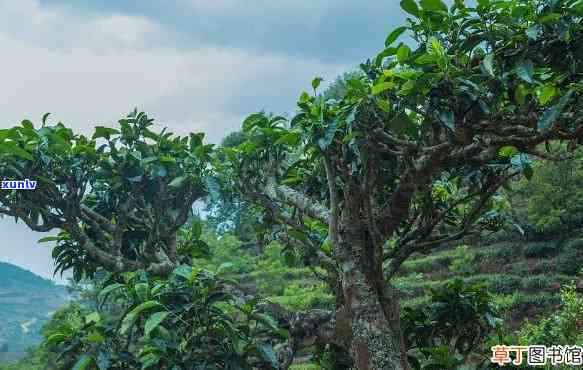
[1,179,37,190]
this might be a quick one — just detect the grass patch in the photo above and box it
[401,248,460,273]
[474,243,521,263]
[290,365,321,370]
[523,241,560,258]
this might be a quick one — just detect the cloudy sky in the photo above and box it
[0,0,409,281]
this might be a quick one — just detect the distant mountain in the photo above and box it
[0,262,69,363]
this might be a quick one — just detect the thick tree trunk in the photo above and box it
[333,190,409,370]
[338,258,408,370]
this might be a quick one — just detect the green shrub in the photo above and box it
[523,242,558,258]
[448,245,475,275]
[510,147,583,235]
[289,365,321,370]
[508,261,530,275]
[518,293,561,309]
[393,273,426,292]
[491,245,520,259]
[531,260,554,274]
[402,279,502,367]
[488,275,523,294]
[521,275,552,291]
[475,244,519,263]
[401,252,454,273]
[271,282,334,311]
[556,239,583,275]
[518,284,583,346]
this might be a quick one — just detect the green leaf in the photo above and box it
[134,283,149,302]
[127,150,141,161]
[540,13,562,23]
[38,236,61,243]
[426,37,444,56]
[21,120,34,130]
[243,112,268,132]
[538,85,557,105]
[377,100,391,112]
[45,333,68,346]
[93,126,120,140]
[372,81,395,95]
[144,311,169,337]
[385,26,407,47]
[454,0,466,9]
[189,132,204,149]
[398,80,416,96]
[420,0,448,12]
[397,44,411,63]
[275,132,301,146]
[191,221,203,239]
[375,47,398,66]
[515,60,534,83]
[86,312,101,324]
[299,91,311,104]
[415,53,436,65]
[499,146,518,158]
[514,84,529,105]
[318,118,338,150]
[482,54,495,77]
[524,163,534,180]
[72,355,93,370]
[320,238,332,254]
[311,77,323,91]
[98,283,125,305]
[537,90,574,130]
[0,143,34,161]
[172,265,194,280]
[140,353,161,369]
[87,331,105,344]
[570,0,583,15]
[387,113,416,137]
[120,301,163,334]
[288,229,310,244]
[42,113,51,126]
[168,175,187,189]
[400,0,420,17]
[158,155,175,163]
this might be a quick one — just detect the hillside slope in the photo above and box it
[0,262,68,363]
[396,237,583,329]
[204,232,582,329]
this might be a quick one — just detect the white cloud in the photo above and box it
[0,0,164,50]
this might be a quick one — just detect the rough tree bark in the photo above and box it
[332,178,409,370]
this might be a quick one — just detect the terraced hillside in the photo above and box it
[204,232,582,331]
[200,232,581,370]
[396,238,583,329]
[0,262,69,363]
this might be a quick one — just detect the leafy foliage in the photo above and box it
[518,283,583,346]
[0,111,213,278]
[44,267,281,370]
[402,279,501,369]
[510,147,583,234]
